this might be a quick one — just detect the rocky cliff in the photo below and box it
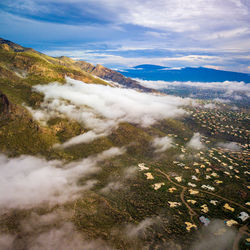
[75,62,153,91]
[0,38,153,92]
[0,91,10,116]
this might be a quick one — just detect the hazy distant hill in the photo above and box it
[120,64,250,83]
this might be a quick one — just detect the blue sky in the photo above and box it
[0,0,250,72]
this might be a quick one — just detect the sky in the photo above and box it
[0,0,250,72]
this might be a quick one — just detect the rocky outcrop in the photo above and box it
[0,65,20,80]
[75,62,154,92]
[0,38,26,52]
[0,91,11,119]
[0,37,155,91]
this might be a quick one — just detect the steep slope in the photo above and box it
[0,38,158,158]
[75,61,153,91]
[0,37,28,52]
[0,38,152,92]
[0,38,110,87]
[0,39,110,157]
[0,39,249,250]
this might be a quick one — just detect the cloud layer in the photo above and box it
[30,77,192,147]
[0,209,112,250]
[1,0,249,72]
[138,79,250,96]
[152,136,173,153]
[191,220,236,250]
[137,79,250,101]
[217,141,241,151]
[187,133,205,150]
[0,147,124,211]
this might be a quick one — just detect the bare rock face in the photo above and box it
[0,38,26,52]
[0,43,10,51]
[93,64,142,89]
[76,61,154,92]
[0,91,11,118]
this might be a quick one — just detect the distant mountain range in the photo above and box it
[119,64,250,83]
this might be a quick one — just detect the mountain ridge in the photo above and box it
[0,39,249,250]
[0,38,152,92]
[0,38,156,157]
[121,64,250,83]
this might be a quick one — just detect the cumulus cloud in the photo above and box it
[191,219,236,250]
[30,222,88,250]
[125,218,157,238]
[21,210,69,232]
[0,234,15,250]
[36,224,111,250]
[123,166,137,179]
[29,77,192,147]
[152,136,174,153]
[204,103,217,109]
[187,133,205,150]
[100,181,122,194]
[1,209,112,250]
[26,222,111,250]
[213,98,231,104]
[6,0,249,33]
[118,0,249,33]
[98,146,126,159]
[55,131,108,148]
[137,79,250,99]
[1,0,250,72]
[0,147,125,211]
[217,142,241,151]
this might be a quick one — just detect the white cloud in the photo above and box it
[217,142,241,151]
[20,210,69,232]
[187,133,205,150]
[213,98,231,104]
[43,49,223,69]
[123,166,137,179]
[1,209,112,250]
[42,47,250,73]
[162,55,219,63]
[116,0,249,33]
[26,222,111,250]
[0,234,15,250]
[191,219,236,250]
[1,0,250,73]
[125,218,156,238]
[137,79,250,98]
[30,77,192,147]
[201,27,249,40]
[204,103,217,109]
[0,147,124,211]
[5,0,250,34]
[97,147,126,159]
[54,131,108,148]
[152,136,173,153]
[203,65,223,70]
[100,181,122,194]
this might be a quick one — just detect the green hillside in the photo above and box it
[0,39,249,250]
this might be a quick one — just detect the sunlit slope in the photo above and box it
[1,39,249,250]
[0,38,190,160]
[0,38,111,157]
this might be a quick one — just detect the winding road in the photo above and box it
[156,169,197,223]
[156,168,250,213]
